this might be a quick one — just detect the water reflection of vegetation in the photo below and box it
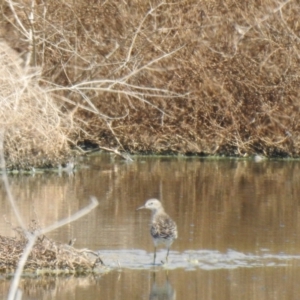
[1,155,300,298]
[2,155,300,255]
[99,155,300,253]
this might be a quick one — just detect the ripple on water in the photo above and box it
[98,249,300,270]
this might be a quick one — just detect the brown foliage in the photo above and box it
[2,0,300,158]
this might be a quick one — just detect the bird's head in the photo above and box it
[136,198,163,212]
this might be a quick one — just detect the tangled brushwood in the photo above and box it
[0,41,74,169]
[1,0,300,161]
[0,227,104,274]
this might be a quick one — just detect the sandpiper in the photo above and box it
[137,198,178,264]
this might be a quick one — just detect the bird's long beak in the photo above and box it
[136,205,145,211]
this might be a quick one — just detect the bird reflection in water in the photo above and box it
[149,271,176,300]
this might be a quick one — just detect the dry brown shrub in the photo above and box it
[2,0,300,158]
[0,40,73,169]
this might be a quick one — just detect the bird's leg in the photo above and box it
[153,247,157,265]
[166,247,170,263]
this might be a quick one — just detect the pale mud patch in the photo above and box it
[98,249,300,270]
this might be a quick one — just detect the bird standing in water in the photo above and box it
[137,198,178,265]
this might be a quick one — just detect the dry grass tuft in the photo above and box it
[0,222,103,274]
[0,40,74,169]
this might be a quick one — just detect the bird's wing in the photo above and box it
[151,216,177,239]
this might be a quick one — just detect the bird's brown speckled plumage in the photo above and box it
[151,212,177,245]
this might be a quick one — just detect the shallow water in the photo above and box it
[1,155,300,299]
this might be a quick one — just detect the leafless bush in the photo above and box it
[2,0,300,158]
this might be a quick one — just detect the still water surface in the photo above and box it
[1,154,300,299]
